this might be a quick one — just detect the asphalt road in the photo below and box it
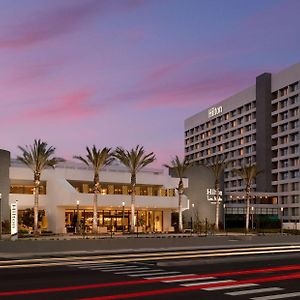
[1,252,300,299]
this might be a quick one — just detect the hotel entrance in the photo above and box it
[65,208,163,233]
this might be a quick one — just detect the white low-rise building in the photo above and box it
[9,159,188,234]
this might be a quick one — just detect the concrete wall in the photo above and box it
[183,165,217,225]
[0,149,10,220]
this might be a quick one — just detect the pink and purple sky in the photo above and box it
[1,0,300,167]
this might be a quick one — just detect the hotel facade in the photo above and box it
[185,62,300,228]
[1,151,188,234]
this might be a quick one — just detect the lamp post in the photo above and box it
[76,200,80,234]
[0,193,2,240]
[191,203,194,235]
[122,201,125,234]
[223,203,226,233]
[280,207,284,234]
[251,206,254,230]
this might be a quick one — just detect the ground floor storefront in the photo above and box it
[65,209,168,233]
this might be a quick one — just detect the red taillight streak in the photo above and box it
[0,264,300,297]
[80,272,300,300]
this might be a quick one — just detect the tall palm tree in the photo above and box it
[164,156,191,233]
[74,146,113,234]
[114,145,156,233]
[206,156,228,230]
[234,164,262,232]
[17,139,64,235]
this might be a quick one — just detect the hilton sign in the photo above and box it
[208,106,223,118]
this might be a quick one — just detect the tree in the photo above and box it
[164,156,190,233]
[114,145,156,233]
[206,156,228,230]
[74,146,113,234]
[234,164,262,232]
[17,139,64,235]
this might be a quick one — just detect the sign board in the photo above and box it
[11,202,18,238]
[208,106,223,118]
[207,188,223,204]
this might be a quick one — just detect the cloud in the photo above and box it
[0,0,145,49]
[20,88,96,121]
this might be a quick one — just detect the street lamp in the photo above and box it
[122,201,125,234]
[280,207,284,234]
[191,203,195,234]
[251,206,254,230]
[0,193,2,240]
[223,203,226,232]
[76,200,80,234]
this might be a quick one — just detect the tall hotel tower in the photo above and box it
[185,62,300,226]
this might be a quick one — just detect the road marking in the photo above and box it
[95,266,141,271]
[227,287,284,296]
[101,267,144,272]
[74,263,125,267]
[182,279,235,287]
[143,274,196,280]
[251,292,300,300]
[162,276,215,283]
[129,271,180,277]
[78,265,126,269]
[204,283,259,291]
[114,268,151,274]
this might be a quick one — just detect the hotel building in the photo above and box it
[1,151,188,234]
[184,62,300,228]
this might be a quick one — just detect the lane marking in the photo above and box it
[114,268,151,274]
[204,283,259,291]
[227,287,284,296]
[3,245,300,267]
[129,271,180,277]
[143,274,196,280]
[79,272,300,300]
[251,292,300,300]
[162,276,215,283]
[1,268,300,297]
[182,279,235,287]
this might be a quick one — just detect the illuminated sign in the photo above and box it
[207,188,223,204]
[11,202,18,238]
[208,106,223,118]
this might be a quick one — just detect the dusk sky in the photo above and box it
[1,0,300,167]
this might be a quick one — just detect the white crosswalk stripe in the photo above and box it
[181,279,235,287]
[204,283,259,291]
[92,266,140,271]
[162,276,216,283]
[251,292,300,300]
[143,274,196,280]
[129,271,180,277]
[226,287,284,296]
[114,268,151,274]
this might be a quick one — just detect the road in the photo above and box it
[1,247,300,299]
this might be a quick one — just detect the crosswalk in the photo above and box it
[68,260,300,299]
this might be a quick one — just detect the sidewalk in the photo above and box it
[1,233,300,259]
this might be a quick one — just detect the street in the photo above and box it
[2,249,300,299]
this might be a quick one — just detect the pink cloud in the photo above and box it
[0,0,145,49]
[20,89,96,121]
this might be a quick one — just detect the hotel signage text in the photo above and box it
[208,106,223,118]
[11,202,18,236]
[207,188,223,204]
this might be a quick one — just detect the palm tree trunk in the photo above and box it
[178,192,183,232]
[215,182,220,230]
[34,183,39,236]
[130,174,136,233]
[92,191,98,234]
[245,185,250,232]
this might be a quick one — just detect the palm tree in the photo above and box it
[74,146,113,234]
[164,156,191,233]
[114,145,156,233]
[234,164,262,232]
[206,156,228,231]
[17,139,64,235]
